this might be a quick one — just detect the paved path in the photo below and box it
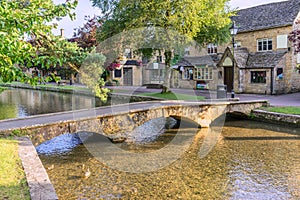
[108,86,300,106]
[0,101,215,131]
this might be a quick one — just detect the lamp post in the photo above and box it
[229,21,238,98]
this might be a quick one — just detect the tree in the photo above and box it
[91,0,234,92]
[0,0,78,84]
[79,50,109,101]
[72,16,102,49]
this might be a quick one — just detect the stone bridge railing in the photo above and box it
[0,100,268,146]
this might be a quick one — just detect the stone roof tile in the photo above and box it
[246,51,287,68]
[232,0,300,33]
[178,55,222,67]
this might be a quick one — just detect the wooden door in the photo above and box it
[224,67,233,92]
[123,68,133,86]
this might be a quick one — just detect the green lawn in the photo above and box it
[1,82,91,92]
[0,139,30,200]
[140,92,205,101]
[261,106,300,115]
[35,83,91,91]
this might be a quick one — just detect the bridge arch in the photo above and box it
[0,100,269,146]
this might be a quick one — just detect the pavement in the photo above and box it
[107,86,300,107]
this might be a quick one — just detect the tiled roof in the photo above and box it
[232,0,300,33]
[246,51,287,68]
[124,60,140,66]
[177,55,222,67]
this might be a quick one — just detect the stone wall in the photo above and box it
[234,26,292,53]
[242,68,272,94]
[0,101,268,146]
[286,51,300,93]
[113,65,143,86]
[252,110,300,127]
[217,26,300,94]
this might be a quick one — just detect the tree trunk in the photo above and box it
[161,50,172,93]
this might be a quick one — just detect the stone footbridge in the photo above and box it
[0,100,268,146]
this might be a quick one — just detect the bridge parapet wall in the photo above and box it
[0,100,269,146]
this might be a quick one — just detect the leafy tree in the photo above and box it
[0,0,78,84]
[91,0,234,92]
[72,16,102,49]
[79,50,109,101]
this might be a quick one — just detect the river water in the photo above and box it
[0,88,135,120]
[38,118,300,200]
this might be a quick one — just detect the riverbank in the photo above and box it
[251,109,300,127]
[1,83,299,198]
[0,82,93,96]
[0,138,30,199]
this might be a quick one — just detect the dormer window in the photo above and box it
[207,44,217,54]
[184,47,190,56]
[257,38,272,51]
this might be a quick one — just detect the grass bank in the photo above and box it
[261,106,300,115]
[0,138,30,200]
[140,92,205,101]
[1,82,91,91]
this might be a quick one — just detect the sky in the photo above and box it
[53,0,287,38]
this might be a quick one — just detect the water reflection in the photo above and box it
[38,119,300,200]
[0,88,106,120]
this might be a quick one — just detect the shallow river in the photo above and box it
[38,118,300,200]
[0,88,132,120]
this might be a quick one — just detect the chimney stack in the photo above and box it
[60,28,65,38]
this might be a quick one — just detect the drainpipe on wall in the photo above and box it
[270,68,274,95]
[60,28,65,38]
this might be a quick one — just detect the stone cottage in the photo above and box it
[173,0,300,94]
[171,55,222,90]
[218,0,300,94]
[111,59,143,86]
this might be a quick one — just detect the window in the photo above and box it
[277,35,288,49]
[277,68,283,80]
[257,38,272,51]
[150,69,164,81]
[114,69,122,78]
[184,47,190,56]
[251,71,266,83]
[277,68,283,76]
[235,41,242,48]
[182,67,193,80]
[207,44,217,54]
[297,53,300,64]
[142,56,149,64]
[157,56,162,63]
[194,66,213,80]
[124,49,132,59]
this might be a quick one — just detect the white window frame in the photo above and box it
[235,41,242,48]
[207,44,218,54]
[257,38,272,52]
[277,35,288,49]
[194,66,213,80]
[297,53,300,64]
[251,71,267,84]
[184,47,190,56]
[182,67,193,80]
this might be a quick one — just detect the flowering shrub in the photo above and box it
[107,61,121,71]
[137,60,143,67]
